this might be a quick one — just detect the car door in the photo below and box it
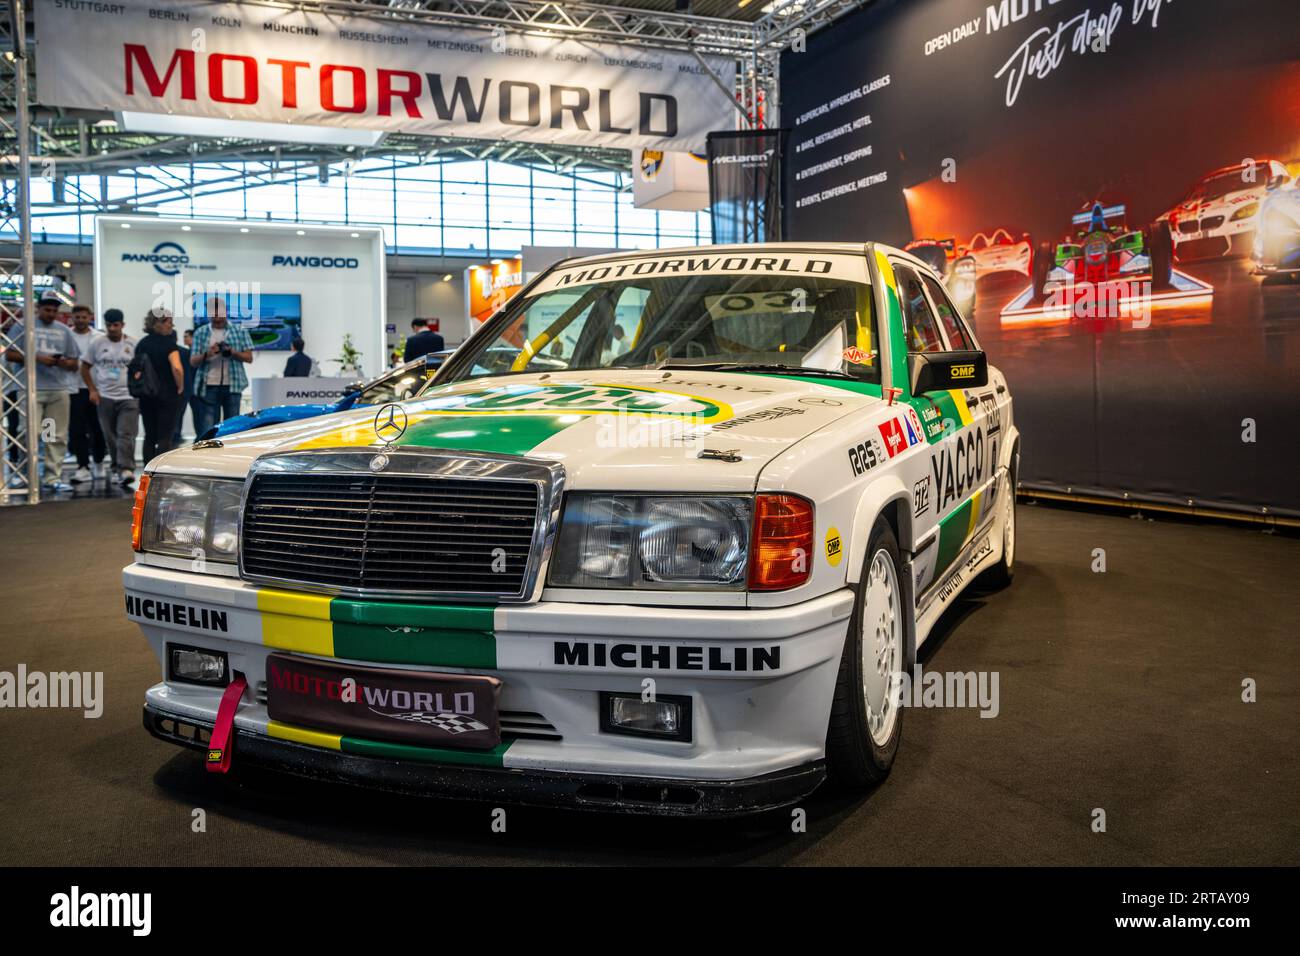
[892,261,992,601]
[917,270,1002,587]
[889,262,962,597]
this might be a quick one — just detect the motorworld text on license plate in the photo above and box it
[266,653,502,750]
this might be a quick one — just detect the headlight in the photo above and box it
[138,474,243,564]
[1231,202,1259,222]
[549,494,752,590]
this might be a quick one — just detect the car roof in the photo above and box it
[551,241,929,273]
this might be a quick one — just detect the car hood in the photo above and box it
[153,369,880,491]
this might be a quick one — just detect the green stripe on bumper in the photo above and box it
[339,736,512,767]
[329,600,497,668]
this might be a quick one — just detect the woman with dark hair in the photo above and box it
[134,309,185,473]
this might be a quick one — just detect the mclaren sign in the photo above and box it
[35,0,736,152]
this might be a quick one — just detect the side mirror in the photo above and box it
[909,350,988,394]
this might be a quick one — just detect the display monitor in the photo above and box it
[190,291,302,351]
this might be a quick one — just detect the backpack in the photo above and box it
[127,349,162,399]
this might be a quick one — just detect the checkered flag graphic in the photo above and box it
[379,711,490,735]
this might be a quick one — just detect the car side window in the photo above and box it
[894,265,946,353]
[920,274,975,351]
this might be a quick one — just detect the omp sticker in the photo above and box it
[825,526,844,567]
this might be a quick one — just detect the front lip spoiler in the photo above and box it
[143,703,826,818]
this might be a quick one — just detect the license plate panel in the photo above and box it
[266,653,502,750]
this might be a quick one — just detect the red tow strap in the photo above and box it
[206,673,248,774]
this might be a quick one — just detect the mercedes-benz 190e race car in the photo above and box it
[125,243,1018,816]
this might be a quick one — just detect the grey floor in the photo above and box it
[0,497,1296,865]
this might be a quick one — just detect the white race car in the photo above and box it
[1158,160,1291,259]
[957,228,1033,278]
[126,243,1018,816]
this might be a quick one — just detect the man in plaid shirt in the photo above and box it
[189,298,254,438]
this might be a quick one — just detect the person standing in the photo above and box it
[133,309,184,468]
[81,309,138,486]
[403,318,445,361]
[283,337,312,377]
[66,304,107,484]
[173,326,197,446]
[2,295,79,492]
[190,298,253,438]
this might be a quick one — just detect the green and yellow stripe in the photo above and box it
[255,590,497,668]
[266,720,513,767]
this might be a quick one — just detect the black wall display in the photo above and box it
[707,129,789,245]
[781,0,1300,518]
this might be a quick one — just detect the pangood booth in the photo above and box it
[94,215,387,414]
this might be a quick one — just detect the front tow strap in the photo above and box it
[206,673,248,774]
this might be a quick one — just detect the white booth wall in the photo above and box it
[93,216,386,382]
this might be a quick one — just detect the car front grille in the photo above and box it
[239,450,560,600]
[1178,220,1200,234]
[1200,215,1224,231]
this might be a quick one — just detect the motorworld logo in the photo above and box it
[121,241,190,277]
[271,255,360,269]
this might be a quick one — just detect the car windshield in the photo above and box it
[440,266,880,384]
[364,365,426,404]
[1198,172,1249,201]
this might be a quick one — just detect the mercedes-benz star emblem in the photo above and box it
[369,453,390,472]
[373,403,408,446]
[799,397,843,406]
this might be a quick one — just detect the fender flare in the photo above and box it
[842,475,918,672]
[844,475,915,585]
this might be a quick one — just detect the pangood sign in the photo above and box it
[33,0,736,151]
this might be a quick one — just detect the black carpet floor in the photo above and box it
[0,497,1296,866]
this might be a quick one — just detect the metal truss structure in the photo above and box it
[2,0,40,501]
[0,0,866,502]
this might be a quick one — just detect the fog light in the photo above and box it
[600,692,692,741]
[169,645,229,686]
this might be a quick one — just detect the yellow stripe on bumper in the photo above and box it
[257,589,335,656]
[266,720,343,751]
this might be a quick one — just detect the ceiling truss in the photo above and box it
[1,0,866,218]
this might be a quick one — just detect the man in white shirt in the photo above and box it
[80,309,138,485]
[66,304,107,484]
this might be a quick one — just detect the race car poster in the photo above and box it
[781,0,1300,518]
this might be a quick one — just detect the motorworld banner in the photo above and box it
[780,0,1300,518]
[33,0,737,152]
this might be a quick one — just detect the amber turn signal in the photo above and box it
[130,473,151,552]
[748,493,815,591]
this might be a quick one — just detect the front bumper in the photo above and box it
[144,703,825,816]
[127,561,852,813]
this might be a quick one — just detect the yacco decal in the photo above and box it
[266,720,513,768]
[293,383,733,452]
[256,589,496,668]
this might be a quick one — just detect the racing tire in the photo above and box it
[979,447,1019,590]
[1146,221,1174,290]
[826,518,904,789]
[1032,241,1054,301]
